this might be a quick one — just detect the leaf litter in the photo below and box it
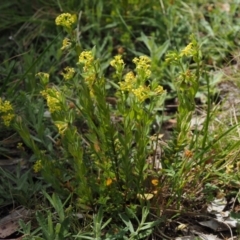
[0,207,31,239]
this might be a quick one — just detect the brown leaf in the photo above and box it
[0,220,19,238]
[0,207,31,238]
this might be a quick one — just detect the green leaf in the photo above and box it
[36,211,52,240]
[119,213,134,233]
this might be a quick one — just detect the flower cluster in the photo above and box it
[54,121,68,135]
[40,88,62,113]
[154,85,164,94]
[226,164,234,174]
[78,51,96,96]
[177,69,197,92]
[110,55,124,68]
[133,56,151,69]
[0,98,15,126]
[133,56,151,80]
[132,85,151,103]
[0,99,13,112]
[61,38,72,50]
[166,40,197,63]
[180,42,194,57]
[78,51,94,70]
[119,71,136,91]
[114,55,164,103]
[165,52,180,63]
[17,142,25,151]
[33,160,43,173]
[55,13,77,29]
[36,72,49,85]
[61,66,75,80]
[110,55,124,74]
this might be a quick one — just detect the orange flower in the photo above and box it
[94,141,100,152]
[184,149,193,158]
[106,178,113,186]
[151,179,159,186]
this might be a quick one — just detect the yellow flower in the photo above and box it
[132,85,150,102]
[154,85,164,94]
[0,98,13,113]
[119,82,131,92]
[78,51,94,67]
[226,164,234,174]
[110,55,124,69]
[133,56,151,66]
[61,38,72,50]
[125,71,136,83]
[180,42,194,57]
[54,121,68,135]
[1,113,15,126]
[133,56,151,79]
[0,98,15,126]
[133,56,151,68]
[40,88,62,113]
[78,51,98,97]
[33,160,42,173]
[78,51,96,81]
[106,178,113,186]
[165,52,180,63]
[61,67,75,80]
[55,13,77,29]
[36,72,49,85]
[17,142,25,151]
[114,138,121,151]
[85,73,96,87]
[110,55,125,75]
[118,71,136,92]
[89,89,95,98]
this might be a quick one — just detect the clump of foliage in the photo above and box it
[1,1,240,239]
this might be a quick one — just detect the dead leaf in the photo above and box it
[0,207,31,238]
[196,233,221,240]
[0,238,23,240]
[0,220,19,238]
[199,219,228,231]
[175,237,196,240]
[207,197,227,213]
[220,3,230,13]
